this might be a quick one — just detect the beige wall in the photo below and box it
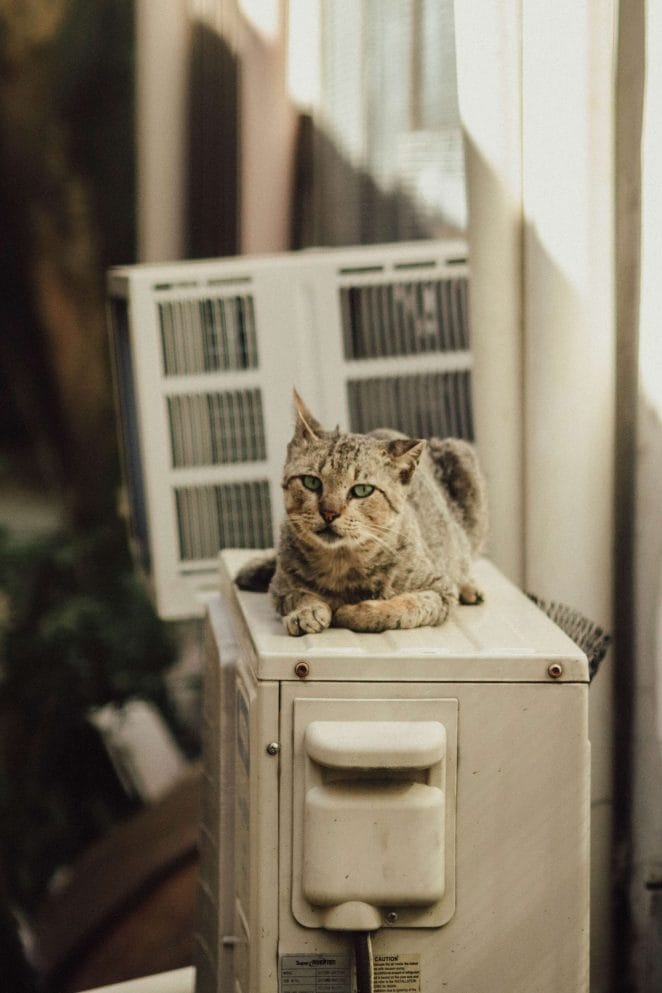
[455,3,615,988]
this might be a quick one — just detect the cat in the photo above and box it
[235,391,488,635]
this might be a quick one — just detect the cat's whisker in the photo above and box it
[364,531,395,554]
[366,524,399,543]
[366,521,397,535]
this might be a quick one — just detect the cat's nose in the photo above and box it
[320,506,340,524]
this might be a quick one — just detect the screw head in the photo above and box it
[266,742,280,756]
[547,662,564,679]
[294,659,310,679]
[386,911,398,924]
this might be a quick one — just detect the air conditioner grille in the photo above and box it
[348,371,474,440]
[168,388,266,467]
[340,277,469,360]
[108,240,472,618]
[158,295,258,376]
[175,480,273,561]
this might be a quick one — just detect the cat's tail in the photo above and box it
[234,552,277,592]
[426,437,489,554]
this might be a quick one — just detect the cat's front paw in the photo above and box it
[334,590,450,632]
[333,601,389,632]
[284,601,332,636]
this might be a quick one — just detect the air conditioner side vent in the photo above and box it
[175,480,273,562]
[340,277,469,360]
[153,280,199,291]
[347,370,474,441]
[392,259,437,271]
[338,265,385,275]
[158,294,258,376]
[206,276,252,288]
[167,388,266,468]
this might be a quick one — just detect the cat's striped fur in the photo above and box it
[236,392,488,636]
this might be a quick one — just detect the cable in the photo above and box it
[353,931,375,993]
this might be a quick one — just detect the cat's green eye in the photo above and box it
[301,475,322,492]
[350,483,374,499]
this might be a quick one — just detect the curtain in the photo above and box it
[291,0,466,248]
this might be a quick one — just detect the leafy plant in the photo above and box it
[0,522,181,911]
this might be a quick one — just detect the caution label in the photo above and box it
[279,953,351,992]
[373,953,421,993]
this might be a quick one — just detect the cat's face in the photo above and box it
[282,395,423,552]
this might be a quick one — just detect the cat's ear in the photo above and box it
[292,389,324,444]
[386,437,426,484]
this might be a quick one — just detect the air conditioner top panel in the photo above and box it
[106,239,467,295]
[218,550,589,684]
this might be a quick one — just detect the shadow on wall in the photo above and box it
[186,20,240,260]
[290,112,464,250]
[631,396,662,993]
[184,18,463,255]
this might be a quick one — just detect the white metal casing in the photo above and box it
[196,550,590,993]
[106,240,471,620]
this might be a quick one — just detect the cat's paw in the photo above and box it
[459,581,484,605]
[333,601,395,632]
[334,591,448,632]
[284,601,332,636]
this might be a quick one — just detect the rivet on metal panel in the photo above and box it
[266,742,280,756]
[294,659,310,679]
[386,911,399,924]
[547,662,564,679]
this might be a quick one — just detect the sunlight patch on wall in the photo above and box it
[238,0,279,41]
[286,0,321,109]
[286,0,466,240]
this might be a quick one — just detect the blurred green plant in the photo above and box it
[0,522,182,912]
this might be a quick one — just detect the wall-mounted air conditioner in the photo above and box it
[107,240,471,619]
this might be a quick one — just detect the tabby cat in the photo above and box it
[235,392,488,635]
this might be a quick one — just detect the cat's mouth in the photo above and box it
[315,525,344,544]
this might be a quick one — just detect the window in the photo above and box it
[287,0,466,246]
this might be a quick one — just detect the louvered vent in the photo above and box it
[159,294,258,375]
[347,370,474,440]
[168,389,266,467]
[175,481,273,562]
[340,276,468,359]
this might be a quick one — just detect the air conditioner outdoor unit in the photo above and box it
[196,549,590,993]
[106,240,471,620]
[106,241,594,993]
